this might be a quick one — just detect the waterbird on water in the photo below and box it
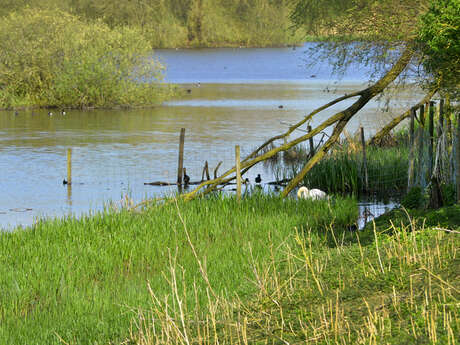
[48,111,53,116]
[255,174,262,184]
[183,168,190,185]
[61,110,66,115]
[297,186,327,200]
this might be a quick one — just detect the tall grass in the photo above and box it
[129,211,460,345]
[271,130,410,198]
[0,194,357,344]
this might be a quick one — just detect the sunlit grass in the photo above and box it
[129,209,460,345]
[0,194,357,344]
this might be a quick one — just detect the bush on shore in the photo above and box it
[0,9,174,109]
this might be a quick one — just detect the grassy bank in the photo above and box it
[367,204,460,231]
[0,194,357,344]
[1,194,458,344]
[128,204,459,344]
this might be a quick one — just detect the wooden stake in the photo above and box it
[67,148,72,185]
[428,101,435,176]
[408,107,416,188]
[456,112,460,204]
[202,161,210,181]
[214,161,222,179]
[307,125,315,157]
[177,128,185,185]
[416,105,425,185]
[360,127,368,192]
[438,99,444,138]
[235,145,241,202]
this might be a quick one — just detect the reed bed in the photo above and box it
[0,194,357,345]
[271,130,410,197]
[129,210,459,345]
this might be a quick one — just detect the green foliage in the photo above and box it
[418,0,460,99]
[0,9,173,109]
[0,194,357,344]
[291,0,429,41]
[401,186,424,209]
[441,183,457,206]
[0,1,302,48]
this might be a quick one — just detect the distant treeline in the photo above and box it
[0,0,305,47]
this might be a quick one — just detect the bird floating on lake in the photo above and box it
[48,111,53,116]
[14,111,19,116]
[255,174,262,184]
[183,168,190,185]
[61,110,66,115]
[297,186,327,200]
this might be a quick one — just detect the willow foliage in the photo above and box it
[0,9,172,109]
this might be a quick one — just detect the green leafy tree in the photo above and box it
[419,0,460,98]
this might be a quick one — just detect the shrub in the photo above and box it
[0,9,173,109]
[401,186,424,209]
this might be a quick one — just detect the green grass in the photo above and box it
[367,204,460,231]
[0,194,357,344]
[2,195,458,344]
[129,205,459,345]
[302,144,409,197]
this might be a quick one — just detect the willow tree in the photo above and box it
[177,0,456,200]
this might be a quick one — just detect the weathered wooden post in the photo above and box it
[67,148,72,185]
[408,107,416,188]
[202,161,210,181]
[428,101,435,177]
[456,111,460,204]
[235,145,241,202]
[438,99,444,139]
[360,127,369,192]
[416,105,425,185]
[307,125,315,157]
[177,128,185,185]
[214,161,222,179]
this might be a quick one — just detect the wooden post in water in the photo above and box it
[360,127,369,192]
[67,148,72,185]
[177,128,185,185]
[408,107,416,189]
[202,161,210,181]
[307,125,315,157]
[235,145,241,202]
[456,111,460,204]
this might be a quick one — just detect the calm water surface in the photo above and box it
[0,44,420,229]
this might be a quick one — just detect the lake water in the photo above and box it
[0,43,419,230]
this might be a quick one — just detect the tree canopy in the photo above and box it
[419,0,460,98]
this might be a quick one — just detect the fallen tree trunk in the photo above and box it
[368,88,437,146]
[171,48,414,201]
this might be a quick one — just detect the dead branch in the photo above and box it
[369,88,437,146]
[178,48,414,201]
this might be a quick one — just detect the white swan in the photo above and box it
[297,186,327,200]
